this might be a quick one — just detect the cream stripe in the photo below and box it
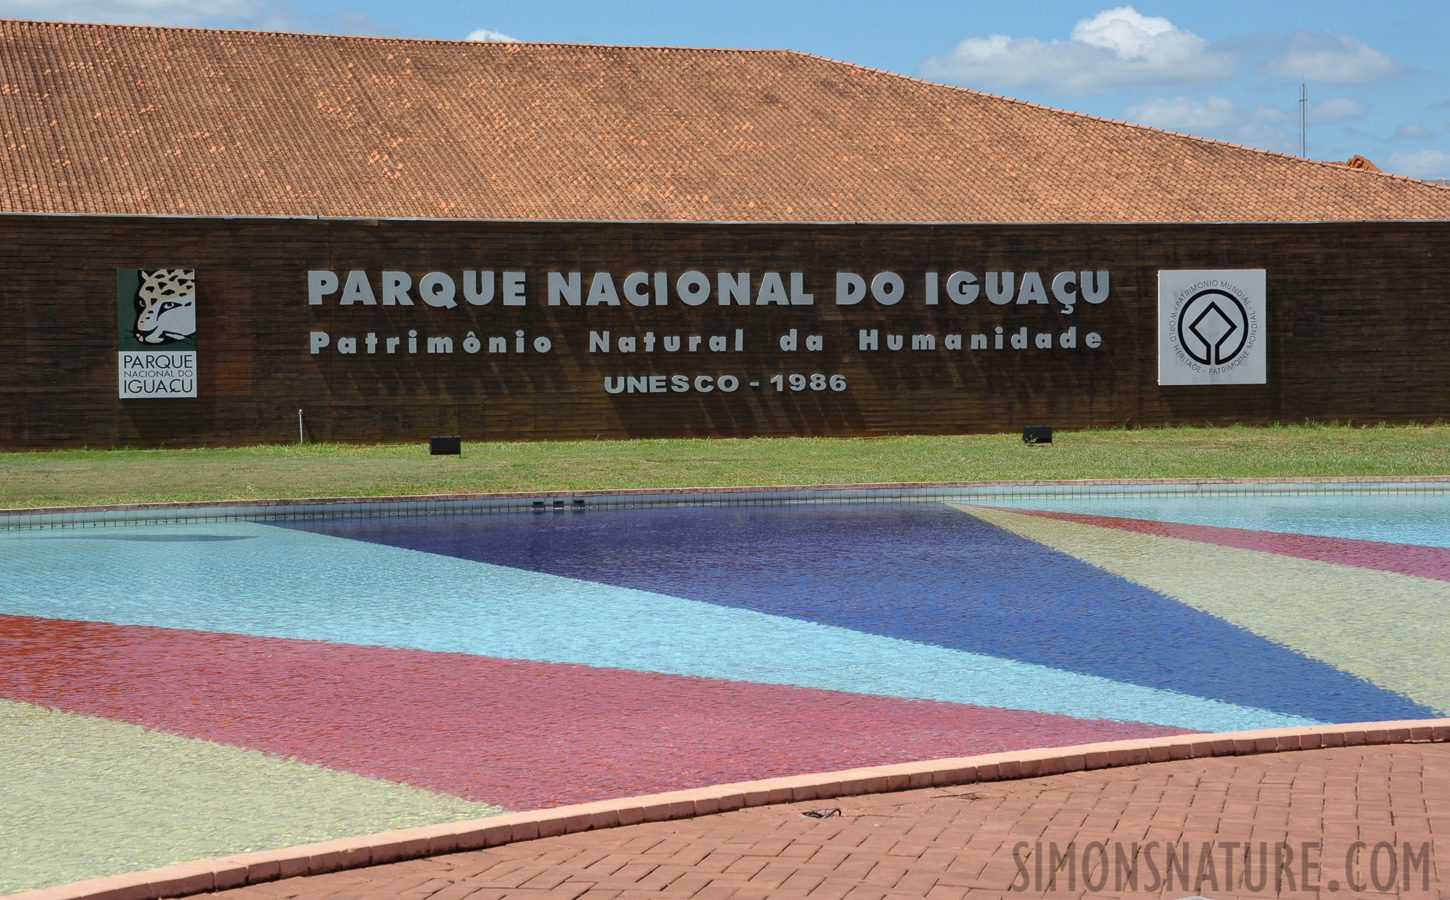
[0,700,500,894]
[953,504,1450,715]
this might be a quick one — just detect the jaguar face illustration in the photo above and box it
[132,268,196,344]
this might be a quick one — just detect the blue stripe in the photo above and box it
[0,520,1308,732]
[283,503,1433,723]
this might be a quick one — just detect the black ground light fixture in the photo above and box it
[430,435,462,455]
[1022,425,1053,445]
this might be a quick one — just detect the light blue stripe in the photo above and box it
[0,521,1316,732]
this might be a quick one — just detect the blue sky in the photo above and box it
[7,0,1449,179]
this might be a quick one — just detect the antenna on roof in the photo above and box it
[1305,79,1316,158]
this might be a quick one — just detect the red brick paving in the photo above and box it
[213,744,1447,900]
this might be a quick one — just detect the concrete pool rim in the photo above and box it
[10,718,1450,900]
[6,475,1450,529]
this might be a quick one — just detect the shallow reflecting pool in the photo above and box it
[3,492,1446,891]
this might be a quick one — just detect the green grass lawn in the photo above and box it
[3,424,1449,509]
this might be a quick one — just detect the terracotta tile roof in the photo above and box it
[0,19,1446,222]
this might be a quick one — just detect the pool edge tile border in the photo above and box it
[7,476,1450,529]
[12,718,1449,900]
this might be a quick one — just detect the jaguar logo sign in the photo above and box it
[1158,269,1265,385]
[117,268,198,398]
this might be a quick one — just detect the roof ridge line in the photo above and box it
[781,48,1447,190]
[0,17,800,55]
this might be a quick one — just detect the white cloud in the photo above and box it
[1395,122,1434,140]
[1383,149,1450,180]
[1122,95,1294,151]
[465,27,516,42]
[1309,97,1365,123]
[1262,32,1405,85]
[0,0,260,26]
[917,6,1236,96]
[1125,95,1244,131]
[1120,93,1364,153]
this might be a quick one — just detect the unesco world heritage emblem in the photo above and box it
[1158,269,1266,386]
[116,268,198,398]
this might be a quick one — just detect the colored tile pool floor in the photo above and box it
[2,494,1448,893]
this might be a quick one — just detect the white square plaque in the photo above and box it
[1158,269,1266,386]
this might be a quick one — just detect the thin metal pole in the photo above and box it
[1305,80,1316,157]
[298,409,304,444]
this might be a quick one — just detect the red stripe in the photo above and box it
[998,507,1450,581]
[0,615,1184,809]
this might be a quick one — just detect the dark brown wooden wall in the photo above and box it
[3,216,1449,449]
